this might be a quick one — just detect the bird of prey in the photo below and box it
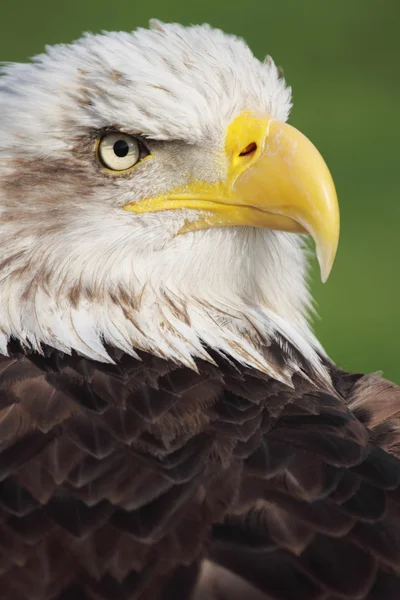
[0,20,399,600]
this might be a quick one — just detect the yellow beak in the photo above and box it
[124,111,340,282]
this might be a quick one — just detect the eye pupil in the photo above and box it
[113,139,130,158]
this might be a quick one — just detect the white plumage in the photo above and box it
[0,21,327,382]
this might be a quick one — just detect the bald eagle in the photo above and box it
[0,20,399,600]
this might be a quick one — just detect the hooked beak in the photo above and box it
[124,111,340,282]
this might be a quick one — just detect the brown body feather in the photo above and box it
[0,344,400,599]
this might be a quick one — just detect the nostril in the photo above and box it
[239,142,257,157]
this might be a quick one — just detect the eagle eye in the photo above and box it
[98,132,147,171]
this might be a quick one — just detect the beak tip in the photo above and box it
[318,246,337,283]
[321,270,329,284]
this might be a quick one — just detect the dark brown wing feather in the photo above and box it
[209,371,400,600]
[0,344,400,599]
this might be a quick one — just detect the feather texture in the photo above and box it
[0,20,398,600]
[0,23,324,378]
[0,345,399,599]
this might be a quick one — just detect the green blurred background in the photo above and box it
[1,0,399,381]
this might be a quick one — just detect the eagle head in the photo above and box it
[0,21,339,383]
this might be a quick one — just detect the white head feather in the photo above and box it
[0,21,329,384]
